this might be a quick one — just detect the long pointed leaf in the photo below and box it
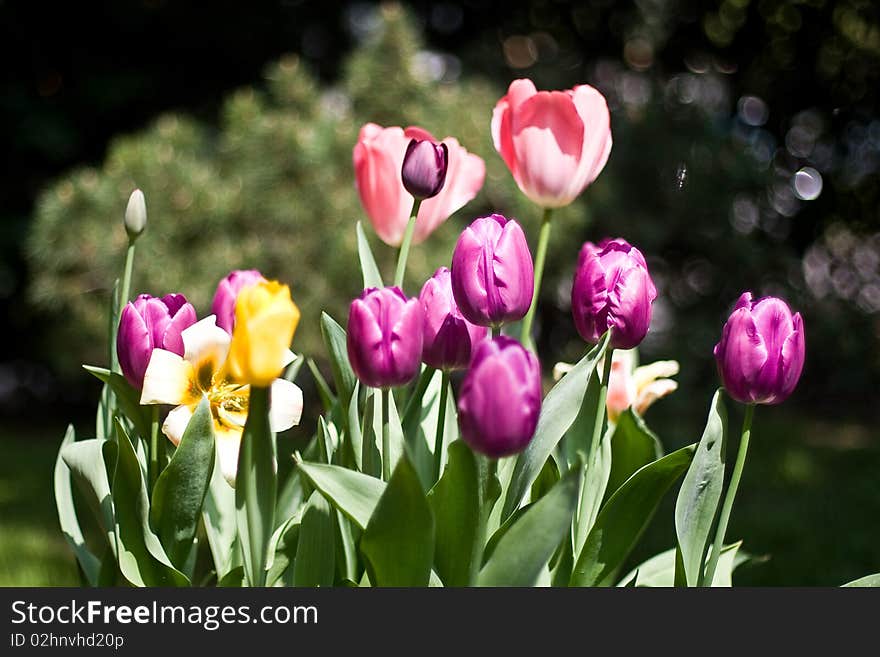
[502,334,609,520]
[571,444,696,587]
[360,454,434,587]
[295,459,385,530]
[150,397,215,569]
[478,464,580,587]
[675,389,727,586]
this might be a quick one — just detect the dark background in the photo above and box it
[1,0,879,585]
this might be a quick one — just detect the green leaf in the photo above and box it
[218,566,245,587]
[320,312,357,411]
[478,464,580,587]
[842,573,880,587]
[295,459,385,530]
[150,397,215,569]
[573,423,612,557]
[61,437,115,545]
[112,421,188,586]
[427,441,480,587]
[202,457,238,581]
[266,506,305,586]
[618,542,749,587]
[307,358,335,412]
[675,389,727,586]
[372,386,404,476]
[335,510,359,583]
[605,409,664,501]
[54,426,101,586]
[360,454,435,587]
[83,365,151,440]
[356,221,384,289]
[293,490,337,586]
[571,444,696,587]
[235,386,276,587]
[347,382,363,470]
[503,333,609,521]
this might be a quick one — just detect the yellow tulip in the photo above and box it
[226,280,300,387]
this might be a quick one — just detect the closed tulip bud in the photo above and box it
[124,189,147,239]
[226,280,300,387]
[211,269,266,334]
[451,214,534,327]
[117,293,197,389]
[401,138,448,200]
[347,286,424,388]
[458,336,542,458]
[714,292,805,405]
[571,238,657,349]
[492,79,612,208]
[419,267,488,371]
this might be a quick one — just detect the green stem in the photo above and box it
[149,405,160,491]
[574,344,613,553]
[434,371,450,482]
[381,388,392,482]
[401,366,434,432]
[491,325,501,339]
[235,385,274,587]
[394,198,421,288]
[520,207,553,347]
[703,403,755,587]
[469,455,498,585]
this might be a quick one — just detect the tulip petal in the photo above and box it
[634,379,678,416]
[566,84,612,199]
[353,123,413,246]
[491,79,537,177]
[269,379,304,433]
[162,404,194,446]
[215,424,244,487]
[181,316,231,388]
[779,313,805,401]
[140,349,198,406]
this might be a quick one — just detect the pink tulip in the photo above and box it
[353,123,486,246]
[491,79,612,208]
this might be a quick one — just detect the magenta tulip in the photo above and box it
[347,286,424,388]
[714,292,805,405]
[571,238,657,349]
[419,267,488,371]
[117,293,197,389]
[451,214,534,327]
[353,123,485,246]
[210,269,266,334]
[457,337,542,458]
[492,79,612,208]
[402,139,448,200]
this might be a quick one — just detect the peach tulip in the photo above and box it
[353,123,485,246]
[491,79,612,208]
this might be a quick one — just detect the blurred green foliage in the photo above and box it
[27,6,555,372]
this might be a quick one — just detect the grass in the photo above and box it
[1,409,878,587]
[0,422,79,586]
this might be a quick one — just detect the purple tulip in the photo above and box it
[117,293,197,389]
[457,336,542,457]
[211,269,266,334]
[347,286,424,388]
[401,138,449,200]
[418,267,489,371]
[714,292,805,405]
[571,238,657,349]
[451,214,534,327]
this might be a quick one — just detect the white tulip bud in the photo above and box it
[124,189,146,240]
